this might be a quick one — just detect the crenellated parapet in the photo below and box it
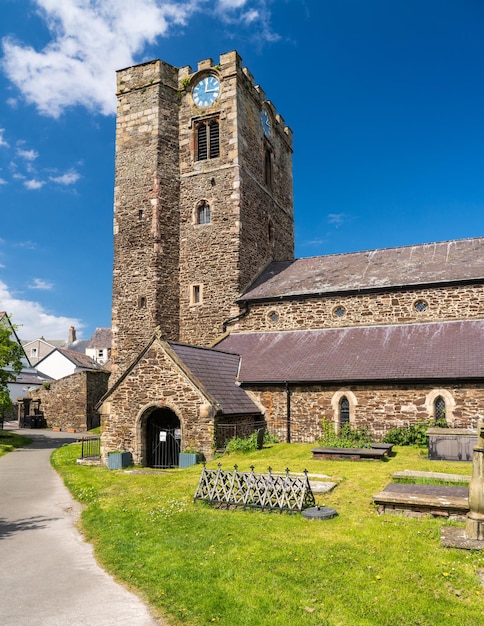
[177,51,293,146]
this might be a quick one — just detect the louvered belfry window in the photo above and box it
[196,118,219,161]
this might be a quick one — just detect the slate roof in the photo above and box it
[15,370,53,385]
[87,328,112,349]
[216,320,484,383]
[241,237,484,301]
[168,342,261,415]
[38,347,107,371]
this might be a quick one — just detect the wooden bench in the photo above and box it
[311,446,388,461]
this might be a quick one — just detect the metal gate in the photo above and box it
[147,424,181,468]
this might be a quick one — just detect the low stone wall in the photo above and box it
[30,370,110,432]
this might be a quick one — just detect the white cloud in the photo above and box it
[1,0,199,118]
[305,237,328,247]
[328,213,347,227]
[0,177,7,185]
[241,9,259,24]
[15,241,37,250]
[218,0,247,8]
[28,278,54,290]
[17,147,39,161]
[2,0,278,118]
[0,279,84,340]
[0,129,9,147]
[24,179,45,190]
[49,170,80,185]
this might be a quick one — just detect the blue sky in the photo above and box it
[1,0,483,341]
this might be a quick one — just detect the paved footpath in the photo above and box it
[0,426,161,626]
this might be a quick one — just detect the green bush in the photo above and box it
[382,420,434,447]
[224,429,279,453]
[318,417,373,448]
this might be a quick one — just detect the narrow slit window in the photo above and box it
[268,219,274,244]
[191,284,202,305]
[264,148,272,188]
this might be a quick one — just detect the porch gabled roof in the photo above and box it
[168,342,261,415]
[98,332,261,416]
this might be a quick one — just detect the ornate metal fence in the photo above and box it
[194,464,316,512]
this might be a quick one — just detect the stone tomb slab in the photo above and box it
[441,526,484,551]
[373,482,469,518]
[312,446,388,461]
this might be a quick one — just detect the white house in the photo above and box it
[85,328,112,366]
[35,347,107,380]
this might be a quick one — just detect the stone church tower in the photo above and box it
[111,51,294,377]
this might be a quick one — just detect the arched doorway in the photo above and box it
[145,408,181,468]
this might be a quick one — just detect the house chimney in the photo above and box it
[68,326,76,344]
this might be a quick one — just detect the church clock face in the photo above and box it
[193,76,220,107]
[261,108,271,137]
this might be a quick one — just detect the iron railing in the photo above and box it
[79,436,101,459]
[215,420,267,448]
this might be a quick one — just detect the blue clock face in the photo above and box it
[261,108,271,137]
[193,76,220,107]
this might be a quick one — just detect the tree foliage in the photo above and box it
[0,316,24,415]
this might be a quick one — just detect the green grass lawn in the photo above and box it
[0,429,31,457]
[51,443,484,626]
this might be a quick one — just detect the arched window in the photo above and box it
[339,396,350,428]
[425,389,455,426]
[197,201,211,225]
[434,395,446,425]
[196,119,220,161]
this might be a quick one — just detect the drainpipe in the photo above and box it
[222,303,250,334]
[285,381,291,443]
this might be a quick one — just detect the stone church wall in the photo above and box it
[248,382,484,442]
[30,371,110,432]
[236,283,484,333]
